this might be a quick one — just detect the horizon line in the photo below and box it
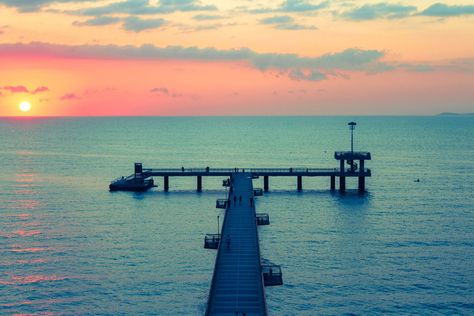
[2,113,470,118]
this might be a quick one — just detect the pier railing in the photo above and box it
[250,168,337,173]
[142,167,339,173]
[136,167,371,179]
[205,192,232,316]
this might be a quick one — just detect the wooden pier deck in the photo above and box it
[206,173,267,316]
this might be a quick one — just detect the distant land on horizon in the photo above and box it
[437,112,474,116]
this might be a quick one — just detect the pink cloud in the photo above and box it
[150,86,183,97]
[60,93,81,100]
[3,85,28,93]
[31,86,49,94]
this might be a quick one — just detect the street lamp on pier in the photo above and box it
[348,122,357,153]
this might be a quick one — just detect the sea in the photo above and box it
[1,116,473,315]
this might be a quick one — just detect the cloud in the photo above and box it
[176,21,237,33]
[60,93,80,100]
[122,16,166,32]
[192,14,223,20]
[287,89,307,94]
[73,16,121,27]
[1,85,50,94]
[2,85,29,93]
[72,0,216,16]
[0,0,77,12]
[341,3,417,20]
[261,15,294,24]
[289,69,326,81]
[150,87,169,94]
[260,15,316,30]
[31,86,49,94]
[280,0,328,12]
[150,87,183,97]
[419,3,474,17]
[0,42,388,81]
[399,63,435,72]
[250,48,385,71]
[73,15,165,32]
[250,0,328,14]
[275,23,316,30]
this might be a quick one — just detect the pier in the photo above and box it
[109,123,372,315]
[109,155,371,315]
[206,173,267,315]
[109,151,371,193]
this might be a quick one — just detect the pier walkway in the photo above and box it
[206,173,267,316]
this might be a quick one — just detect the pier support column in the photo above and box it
[297,176,302,191]
[197,176,202,192]
[340,159,345,174]
[358,176,365,193]
[339,176,346,192]
[164,176,169,192]
[330,175,335,191]
[264,176,269,192]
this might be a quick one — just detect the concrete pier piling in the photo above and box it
[358,176,365,193]
[339,176,346,192]
[197,176,202,192]
[164,176,169,192]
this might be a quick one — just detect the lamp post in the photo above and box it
[217,215,220,236]
[348,122,357,153]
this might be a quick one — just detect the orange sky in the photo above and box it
[0,0,473,116]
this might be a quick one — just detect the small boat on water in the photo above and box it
[109,176,156,192]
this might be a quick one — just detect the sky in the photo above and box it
[0,0,473,116]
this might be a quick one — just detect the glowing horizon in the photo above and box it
[0,0,473,116]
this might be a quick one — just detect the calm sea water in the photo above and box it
[1,116,473,315]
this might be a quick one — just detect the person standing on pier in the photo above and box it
[226,235,231,249]
[239,195,242,203]
[233,195,237,205]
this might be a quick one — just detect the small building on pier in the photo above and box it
[334,151,371,192]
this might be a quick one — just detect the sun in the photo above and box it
[19,101,31,112]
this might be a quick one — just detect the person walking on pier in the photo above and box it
[239,195,242,203]
[250,197,254,207]
[233,195,237,205]
[226,235,231,249]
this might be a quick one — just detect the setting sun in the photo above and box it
[19,101,31,112]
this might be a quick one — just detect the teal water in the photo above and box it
[1,117,473,315]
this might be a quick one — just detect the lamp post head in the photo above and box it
[348,121,357,130]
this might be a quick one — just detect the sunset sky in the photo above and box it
[0,0,473,116]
